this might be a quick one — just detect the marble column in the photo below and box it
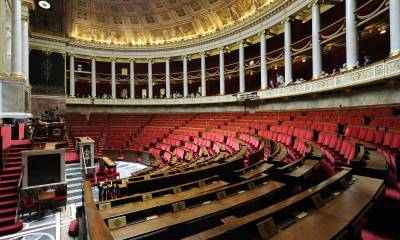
[0,0,6,76]
[345,0,358,69]
[284,19,292,84]
[91,57,96,98]
[260,31,267,89]
[165,58,171,98]
[239,40,245,92]
[312,2,322,78]
[21,16,28,81]
[111,58,116,98]
[148,59,153,99]
[200,52,206,97]
[69,54,75,97]
[183,55,188,97]
[129,59,135,98]
[390,0,400,56]
[219,48,225,95]
[11,0,22,76]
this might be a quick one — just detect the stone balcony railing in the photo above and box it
[66,55,400,106]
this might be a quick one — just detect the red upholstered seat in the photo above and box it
[68,219,79,237]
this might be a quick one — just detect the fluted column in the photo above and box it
[129,59,135,98]
[148,59,153,99]
[0,0,6,76]
[165,58,171,98]
[345,0,358,69]
[200,52,206,96]
[260,31,267,89]
[239,40,245,92]
[69,54,75,97]
[312,2,322,78]
[111,58,116,98]
[284,19,292,84]
[390,0,400,56]
[183,55,188,97]
[91,57,96,98]
[219,48,225,95]
[11,0,22,76]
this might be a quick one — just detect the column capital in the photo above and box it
[129,58,135,63]
[110,57,116,62]
[182,55,188,60]
[310,0,320,8]
[218,47,225,52]
[238,39,245,45]
[69,53,76,58]
[90,56,96,61]
[282,17,293,25]
[258,30,267,37]
[147,58,153,63]
[200,51,206,57]
[165,57,170,62]
[22,0,35,10]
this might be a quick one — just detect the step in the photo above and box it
[0,216,16,227]
[0,193,18,200]
[0,186,17,193]
[0,173,20,181]
[0,220,22,235]
[0,200,17,208]
[67,177,83,185]
[4,156,22,160]
[0,179,18,186]
[4,162,22,168]
[2,167,22,174]
[0,207,16,215]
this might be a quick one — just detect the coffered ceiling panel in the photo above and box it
[69,0,277,46]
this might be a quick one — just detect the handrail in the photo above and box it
[16,167,24,220]
[83,181,113,240]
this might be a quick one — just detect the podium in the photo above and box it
[76,137,95,172]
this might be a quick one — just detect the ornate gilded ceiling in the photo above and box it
[68,0,277,46]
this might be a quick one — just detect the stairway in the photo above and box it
[65,163,84,206]
[0,144,30,236]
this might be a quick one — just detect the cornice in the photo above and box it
[30,0,309,58]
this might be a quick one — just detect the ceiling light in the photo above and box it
[380,29,386,35]
[302,58,306,63]
[39,0,51,9]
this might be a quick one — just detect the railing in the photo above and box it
[83,181,113,240]
[16,168,24,220]
[66,55,400,106]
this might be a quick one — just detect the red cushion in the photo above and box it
[68,219,79,236]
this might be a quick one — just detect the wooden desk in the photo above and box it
[102,157,116,168]
[239,163,274,180]
[183,169,352,240]
[110,180,286,240]
[285,160,319,178]
[271,176,384,240]
[100,180,229,219]
[184,172,384,240]
[270,211,348,240]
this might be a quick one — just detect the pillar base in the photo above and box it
[389,50,400,57]
[345,66,356,71]
[0,76,30,119]
[260,87,267,91]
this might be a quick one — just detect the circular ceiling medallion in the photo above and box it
[39,0,51,10]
